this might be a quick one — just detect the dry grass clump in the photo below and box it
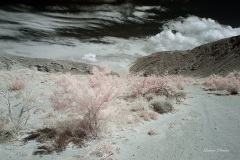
[9,80,25,91]
[173,91,187,104]
[130,104,145,112]
[139,111,151,121]
[139,111,158,121]
[148,111,158,120]
[148,128,159,136]
[144,93,155,102]
[23,118,88,155]
[92,141,114,158]
[33,108,46,115]
[150,100,173,114]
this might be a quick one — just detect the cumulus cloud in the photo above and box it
[142,16,240,53]
[81,53,97,62]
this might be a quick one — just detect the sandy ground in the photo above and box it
[0,68,240,160]
[112,85,240,160]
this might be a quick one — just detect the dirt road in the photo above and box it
[113,86,240,160]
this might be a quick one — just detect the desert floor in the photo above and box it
[0,68,240,160]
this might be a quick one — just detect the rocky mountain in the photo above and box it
[0,52,92,74]
[130,35,240,77]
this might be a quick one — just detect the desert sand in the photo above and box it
[0,50,240,160]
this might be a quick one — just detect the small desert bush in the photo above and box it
[150,100,173,114]
[173,91,187,104]
[176,82,184,90]
[139,111,151,121]
[202,74,227,91]
[139,111,158,121]
[148,111,158,120]
[126,75,170,98]
[225,71,240,94]
[0,87,37,136]
[227,80,239,94]
[176,76,185,90]
[130,104,145,112]
[9,80,25,91]
[92,141,114,158]
[148,128,159,135]
[203,72,240,94]
[171,75,198,89]
[51,66,121,137]
[24,118,88,155]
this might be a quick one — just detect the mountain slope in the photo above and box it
[130,35,240,77]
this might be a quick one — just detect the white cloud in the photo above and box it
[81,53,97,62]
[143,16,240,53]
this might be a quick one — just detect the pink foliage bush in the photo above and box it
[51,66,121,136]
[203,72,240,94]
[9,80,25,91]
[172,75,197,90]
[174,75,185,90]
[88,65,111,88]
[202,74,227,91]
[127,75,170,98]
[225,72,240,94]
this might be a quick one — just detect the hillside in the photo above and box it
[130,35,240,77]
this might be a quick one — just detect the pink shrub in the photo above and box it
[172,75,199,89]
[176,81,184,90]
[202,74,225,90]
[51,66,121,136]
[174,75,185,90]
[88,65,111,88]
[9,80,25,91]
[226,76,240,94]
[127,75,169,98]
[203,72,240,94]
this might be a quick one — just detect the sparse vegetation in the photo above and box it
[5,64,233,158]
[150,100,173,114]
[91,141,114,158]
[203,71,240,95]
[1,34,240,159]
[174,91,187,104]
[51,66,121,137]
[139,111,158,121]
[0,86,37,136]
[23,119,88,155]
[148,128,159,136]
[126,75,170,98]
[9,79,25,91]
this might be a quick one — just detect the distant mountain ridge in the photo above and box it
[130,35,240,77]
